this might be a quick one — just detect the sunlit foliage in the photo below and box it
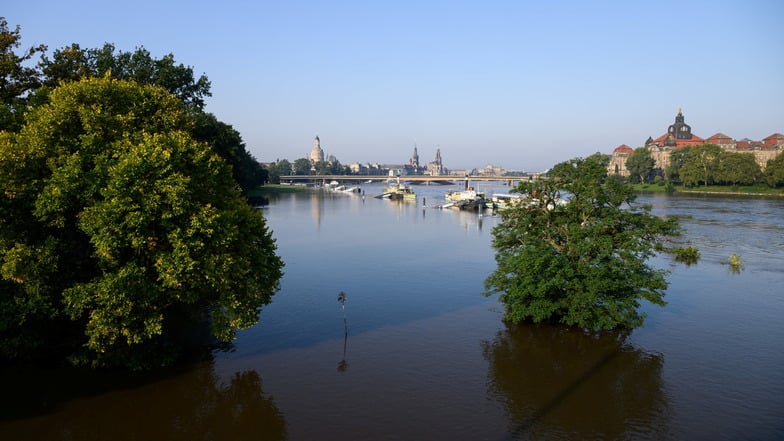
[0,77,283,368]
[485,153,682,330]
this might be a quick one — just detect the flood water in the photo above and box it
[2,183,783,440]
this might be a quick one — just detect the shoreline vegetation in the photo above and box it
[630,183,784,197]
[253,184,310,194]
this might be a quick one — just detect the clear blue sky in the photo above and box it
[6,1,783,171]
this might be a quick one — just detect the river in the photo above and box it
[2,183,783,440]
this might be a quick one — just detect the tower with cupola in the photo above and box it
[309,136,324,163]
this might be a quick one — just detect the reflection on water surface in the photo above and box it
[1,186,783,440]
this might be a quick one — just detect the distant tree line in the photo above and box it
[620,144,784,188]
[265,158,354,183]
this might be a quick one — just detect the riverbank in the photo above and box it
[631,183,784,197]
[251,184,310,194]
[245,184,309,206]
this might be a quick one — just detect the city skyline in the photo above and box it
[6,1,783,171]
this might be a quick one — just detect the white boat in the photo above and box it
[335,185,361,194]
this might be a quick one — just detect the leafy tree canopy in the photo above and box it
[293,158,312,175]
[484,153,682,330]
[39,43,211,111]
[764,153,784,188]
[678,144,723,187]
[665,146,691,184]
[265,159,293,184]
[716,151,761,186]
[0,17,47,130]
[36,41,270,193]
[0,77,283,368]
[191,111,267,193]
[625,147,655,184]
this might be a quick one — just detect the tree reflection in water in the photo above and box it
[0,363,287,441]
[482,322,672,440]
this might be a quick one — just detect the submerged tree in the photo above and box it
[484,153,682,330]
[0,77,283,368]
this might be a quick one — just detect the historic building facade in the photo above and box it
[608,109,783,175]
[607,144,634,177]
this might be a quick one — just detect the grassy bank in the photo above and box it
[249,184,310,195]
[631,183,784,196]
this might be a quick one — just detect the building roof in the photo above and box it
[613,144,634,154]
[652,132,705,147]
[705,133,733,143]
[762,133,784,149]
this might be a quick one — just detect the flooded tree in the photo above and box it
[485,153,682,330]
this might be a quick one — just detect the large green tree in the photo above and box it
[265,159,293,184]
[0,77,283,368]
[293,158,312,175]
[678,144,723,187]
[624,147,656,184]
[716,151,761,185]
[39,43,211,111]
[664,145,691,184]
[38,42,270,194]
[484,153,681,330]
[764,153,784,188]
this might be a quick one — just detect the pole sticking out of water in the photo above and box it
[337,291,349,372]
[337,291,347,335]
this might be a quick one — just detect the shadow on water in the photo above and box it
[482,322,671,441]
[0,360,287,441]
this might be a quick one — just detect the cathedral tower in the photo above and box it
[410,146,420,167]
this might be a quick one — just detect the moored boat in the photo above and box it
[444,187,487,211]
[491,193,522,210]
[376,180,416,200]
